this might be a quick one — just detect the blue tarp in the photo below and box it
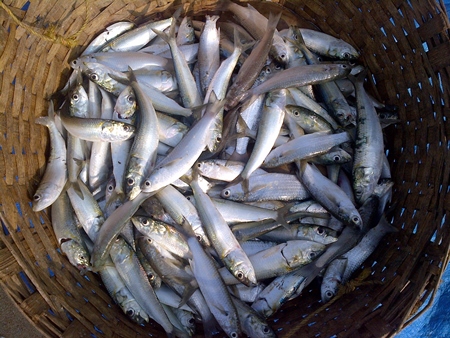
[395,2,450,337]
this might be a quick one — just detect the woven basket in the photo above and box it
[1,0,450,337]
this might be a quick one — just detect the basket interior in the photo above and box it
[1,0,450,337]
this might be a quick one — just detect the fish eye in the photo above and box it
[72,93,79,101]
[343,52,351,59]
[79,255,85,260]
[33,194,41,201]
[265,66,271,74]
[148,273,155,280]
[142,218,149,226]
[230,332,238,338]
[107,184,114,191]
[71,60,78,66]
[333,155,341,162]
[127,178,135,186]
[293,110,300,117]
[127,95,135,103]
[263,326,270,333]
[352,216,361,224]
[196,235,202,242]
[126,309,135,317]
[293,34,298,40]
[308,251,316,259]
[147,238,152,243]
[222,189,231,198]
[280,53,286,59]
[317,227,324,235]
[341,64,348,69]
[326,290,334,299]
[144,180,151,187]
[236,270,244,280]
[188,317,195,325]
[90,73,99,81]
[215,136,222,143]
[123,125,131,131]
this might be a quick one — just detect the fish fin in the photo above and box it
[172,6,183,21]
[232,27,255,53]
[202,318,220,338]
[216,0,233,11]
[178,283,197,308]
[378,214,399,233]
[35,116,52,127]
[224,173,244,191]
[296,159,308,178]
[190,103,208,122]
[107,71,130,85]
[275,202,296,230]
[105,190,125,209]
[347,69,367,86]
[236,114,256,140]
[75,70,83,86]
[126,66,137,83]
[152,18,176,45]
[267,11,282,31]
[70,179,84,200]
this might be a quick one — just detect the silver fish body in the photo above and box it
[33,113,67,211]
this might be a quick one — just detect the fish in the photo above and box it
[51,192,90,271]
[351,71,385,204]
[33,104,67,212]
[59,113,135,142]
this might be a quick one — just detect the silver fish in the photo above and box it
[33,106,67,212]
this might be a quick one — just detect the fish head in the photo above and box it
[32,182,61,212]
[120,298,150,324]
[225,251,257,287]
[323,148,353,165]
[69,84,89,117]
[115,86,136,118]
[303,242,327,262]
[320,277,340,303]
[329,42,360,60]
[125,178,142,202]
[242,312,276,338]
[60,240,91,272]
[100,120,135,142]
[314,226,338,244]
[353,167,378,205]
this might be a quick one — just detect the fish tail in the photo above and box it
[35,116,52,127]
[225,172,244,191]
[348,68,367,86]
[276,202,295,230]
[152,18,176,45]
[202,317,220,338]
[216,0,233,11]
[105,189,125,209]
[378,214,398,234]
[68,179,84,200]
[267,10,282,32]
[178,283,197,308]
[127,66,137,84]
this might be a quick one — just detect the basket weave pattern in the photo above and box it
[1,0,450,337]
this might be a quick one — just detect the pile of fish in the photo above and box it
[32,1,400,337]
